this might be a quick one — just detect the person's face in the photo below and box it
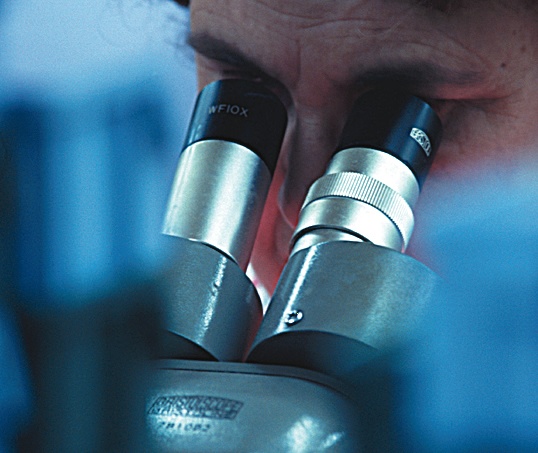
[187,0,538,291]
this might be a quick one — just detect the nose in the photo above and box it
[277,95,355,228]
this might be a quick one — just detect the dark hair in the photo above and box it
[173,0,464,11]
[173,0,537,13]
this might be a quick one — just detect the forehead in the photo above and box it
[189,0,414,31]
[187,0,486,64]
[190,1,483,84]
[189,0,534,104]
[190,1,421,76]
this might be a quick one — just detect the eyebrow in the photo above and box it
[187,32,276,80]
[187,32,485,91]
[357,63,484,91]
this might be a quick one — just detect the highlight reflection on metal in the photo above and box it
[292,147,420,255]
[285,310,304,326]
[163,140,271,270]
[198,257,227,336]
[285,416,344,452]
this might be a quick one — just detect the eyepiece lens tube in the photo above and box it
[161,79,287,361]
[292,89,442,254]
[164,79,287,269]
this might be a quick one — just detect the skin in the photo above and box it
[186,0,538,292]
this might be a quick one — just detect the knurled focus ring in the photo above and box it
[302,171,414,245]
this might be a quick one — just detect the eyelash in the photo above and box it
[221,68,266,83]
[198,56,264,82]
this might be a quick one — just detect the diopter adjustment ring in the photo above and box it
[301,171,415,248]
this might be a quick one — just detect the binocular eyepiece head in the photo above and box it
[161,79,442,376]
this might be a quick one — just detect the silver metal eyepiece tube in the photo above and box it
[163,139,271,270]
[292,147,419,254]
[162,79,287,271]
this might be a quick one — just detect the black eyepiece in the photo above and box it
[336,89,442,187]
[184,79,288,175]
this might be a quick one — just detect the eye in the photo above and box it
[417,97,447,117]
[197,54,263,82]
[220,68,267,84]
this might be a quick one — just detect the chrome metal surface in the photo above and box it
[326,148,420,206]
[292,228,364,256]
[291,147,420,253]
[163,140,271,270]
[292,197,404,253]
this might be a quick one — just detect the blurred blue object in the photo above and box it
[3,76,190,305]
[0,2,197,447]
[398,164,538,452]
[0,70,194,450]
[0,304,32,453]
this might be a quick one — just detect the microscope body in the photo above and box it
[148,239,440,452]
[148,80,443,452]
[147,360,363,452]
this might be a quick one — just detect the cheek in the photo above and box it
[195,57,216,89]
[428,99,530,174]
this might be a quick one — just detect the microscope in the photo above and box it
[148,79,442,452]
